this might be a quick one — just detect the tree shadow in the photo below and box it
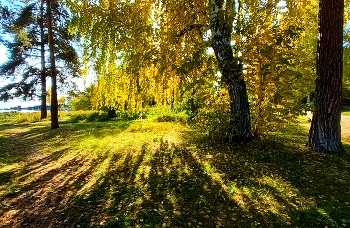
[51,123,350,227]
[60,140,245,227]
[0,172,13,186]
[195,124,350,227]
[0,121,132,227]
[0,121,131,167]
[1,120,350,227]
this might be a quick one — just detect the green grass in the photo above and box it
[0,111,350,227]
[343,110,350,116]
[342,105,350,116]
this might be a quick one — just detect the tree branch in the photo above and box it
[175,24,204,37]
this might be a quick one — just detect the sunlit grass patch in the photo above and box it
[0,111,52,124]
[145,107,188,121]
[38,120,191,202]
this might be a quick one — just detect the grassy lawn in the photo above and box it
[0,112,350,227]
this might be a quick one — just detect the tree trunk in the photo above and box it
[210,0,252,142]
[40,0,47,119]
[307,0,343,152]
[40,73,47,119]
[46,0,59,129]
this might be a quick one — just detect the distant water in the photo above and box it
[0,109,43,113]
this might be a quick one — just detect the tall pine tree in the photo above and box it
[307,0,344,152]
[0,0,80,123]
[46,0,58,128]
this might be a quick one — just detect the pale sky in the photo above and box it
[0,41,94,109]
[0,0,31,109]
[0,48,38,110]
[0,45,28,109]
[0,44,41,109]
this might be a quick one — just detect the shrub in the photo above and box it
[14,112,41,123]
[156,115,176,122]
[86,112,100,122]
[69,111,112,122]
[0,112,18,123]
[69,113,89,123]
[189,91,231,142]
[116,111,146,121]
[191,109,231,142]
[95,112,111,122]
[156,114,187,123]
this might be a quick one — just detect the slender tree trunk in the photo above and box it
[46,0,59,129]
[307,0,343,152]
[40,73,47,119]
[210,0,252,142]
[40,0,47,119]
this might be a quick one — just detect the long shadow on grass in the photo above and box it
[2,121,350,227]
[0,121,130,167]
[0,121,131,227]
[61,141,244,227]
[54,123,350,227]
[61,139,312,227]
[198,124,350,227]
[49,121,350,227]
[0,151,115,227]
[0,123,39,166]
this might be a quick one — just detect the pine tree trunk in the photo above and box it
[46,0,59,129]
[40,0,47,119]
[307,0,343,152]
[40,74,47,119]
[210,0,252,142]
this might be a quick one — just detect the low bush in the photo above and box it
[190,109,231,142]
[115,111,146,121]
[86,112,100,122]
[69,113,90,123]
[0,112,18,123]
[156,115,176,122]
[145,107,188,122]
[95,112,111,122]
[13,112,42,123]
[68,111,111,122]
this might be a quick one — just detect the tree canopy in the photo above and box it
[64,0,325,136]
[1,0,350,144]
[0,0,80,120]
